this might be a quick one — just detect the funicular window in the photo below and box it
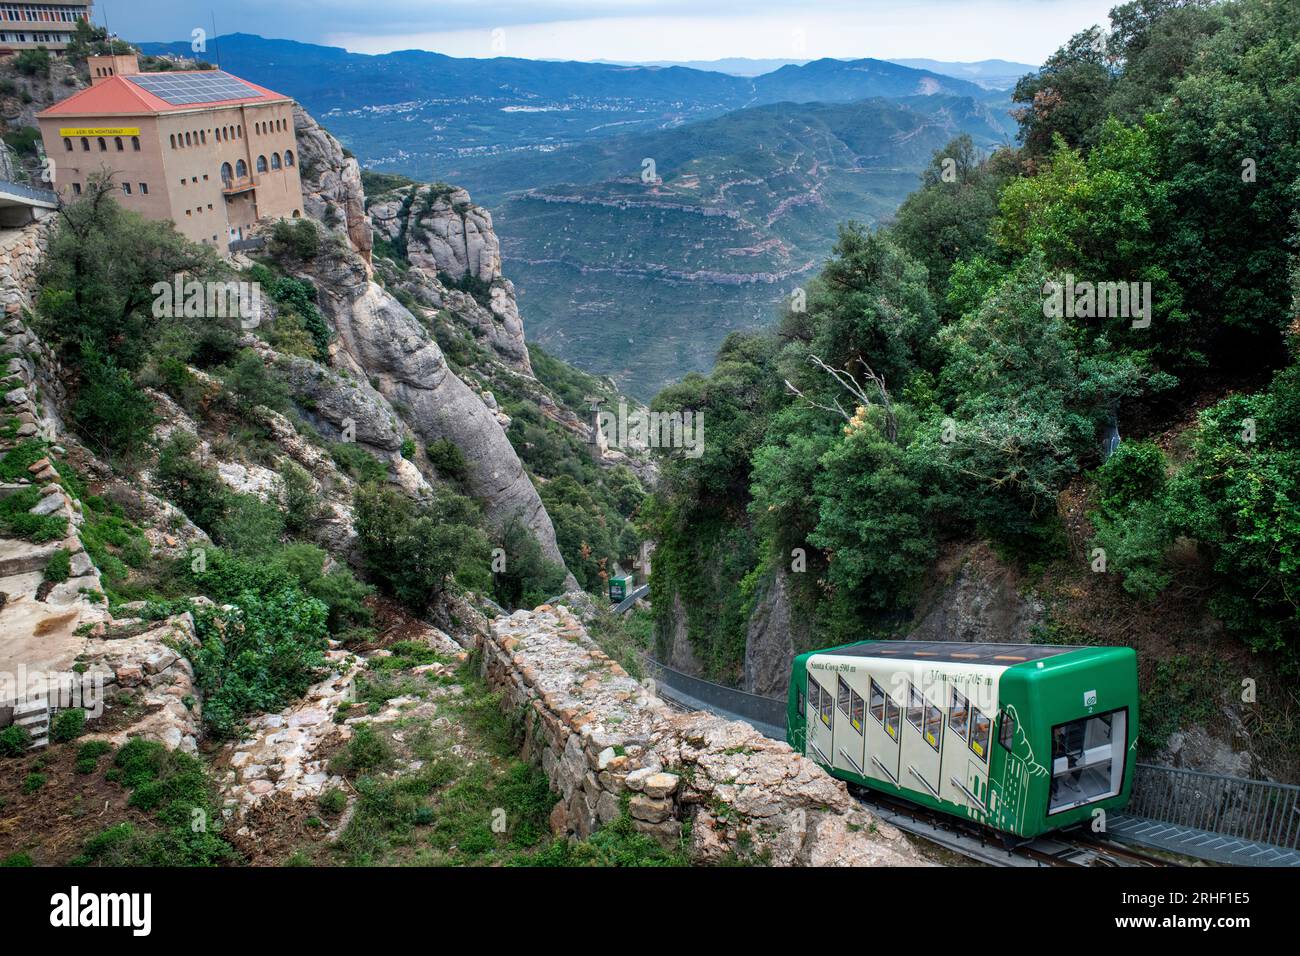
[998,710,1016,750]
[819,682,832,728]
[884,691,900,741]
[869,679,885,723]
[837,676,851,718]
[923,698,942,751]
[906,684,924,733]
[1048,709,1127,815]
[850,689,864,734]
[797,687,805,718]
[949,688,970,740]
[969,707,991,762]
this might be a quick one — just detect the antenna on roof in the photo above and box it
[211,11,221,70]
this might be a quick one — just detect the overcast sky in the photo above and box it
[102,0,1117,64]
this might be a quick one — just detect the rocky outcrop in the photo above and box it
[482,603,924,866]
[303,238,569,575]
[370,184,533,376]
[391,264,532,375]
[743,566,797,697]
[293,105,373,266]
[906,542,1044,645]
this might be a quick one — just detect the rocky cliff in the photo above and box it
[287,115,569,573]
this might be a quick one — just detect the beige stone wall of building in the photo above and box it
[38,97,304,255]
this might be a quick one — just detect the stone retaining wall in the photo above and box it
[481,602,925,866]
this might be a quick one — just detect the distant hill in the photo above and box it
[137,33,1014,397]
[888,58,1038,90]
[138,35,997,179]
[597,58,811,76]
[445,95,1014,397]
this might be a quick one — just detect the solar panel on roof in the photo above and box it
[126,72,263,106]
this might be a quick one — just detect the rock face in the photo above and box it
[391,264,532,375]
[304,239,569,575]
[906,542,1044,645]
[370,183,533,376]
[744,566,798,697]
[293,105,373,266]
[482,602,924,866]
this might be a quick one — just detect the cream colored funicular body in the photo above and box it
[805,652,1002,822]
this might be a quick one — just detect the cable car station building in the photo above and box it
[36,54,304,255]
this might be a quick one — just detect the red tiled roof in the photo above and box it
[37,71,290,117]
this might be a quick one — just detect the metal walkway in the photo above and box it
[1105,813,1300,866]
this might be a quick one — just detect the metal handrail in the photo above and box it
[1128,763,1300,850]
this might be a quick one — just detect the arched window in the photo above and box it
[256,155,268,173]
[270,152,282,170]
[114,137,124,151]
[63,137,72,151]
[97,137,107,151]
[284,149,295,167]
[220,162,233,184]
[81,137,90,151]
[132,136,140,151]
[236,159,248,178]
[170,134,176,149]
[184,132,192,146]
[200,130,206,144]
[292,209,301,218]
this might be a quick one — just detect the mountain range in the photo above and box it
[141,34,1020,396]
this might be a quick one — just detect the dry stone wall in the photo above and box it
[481,602,925,866]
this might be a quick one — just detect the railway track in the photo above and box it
[851,785,1172,868]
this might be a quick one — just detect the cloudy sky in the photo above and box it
[103,0,1116,64]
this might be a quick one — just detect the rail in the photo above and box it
[642,656,787,740]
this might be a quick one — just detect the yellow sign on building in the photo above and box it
[59,128,142,138]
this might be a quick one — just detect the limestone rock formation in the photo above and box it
[302,238,570,575]
[293,105,373,266]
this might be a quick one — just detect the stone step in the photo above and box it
[0,537,66,577]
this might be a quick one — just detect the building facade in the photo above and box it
[36,55,304,255]
[0,2,93,53]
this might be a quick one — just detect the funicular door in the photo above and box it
[831,671,868,779]
[864,669,903,788]
[805,666,835,768]
[900,679,944,803]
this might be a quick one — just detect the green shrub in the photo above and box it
[50,708,86,743]
[23,772,46,793]
[331,723,393,775]
[0,486,68,543]
[43,548,72,585]
[318,788,348,814]
[1096,441,1167,510]
[425,437,468,482]
[330,441,388,483]
[269,218,321,261]
[0,724,29,757]
[70,344,158,461]
[278,460,319,533]
[14,47,50,77]
[155,432,229,533]
[0,852,33,866]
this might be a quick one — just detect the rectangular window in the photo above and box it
[807,679,819,718]
[819,681,832,728]
[998,710,1016,750]
[869,678,885,724]
[1048,709,1127,815]
[969,707,991,762]
[885,693,900,740]
[906,684,924,733]
[121,182,131,195]
[949,688,970,740]
[797,688,805,719]
[71,182,81,195]
[837,676,851,718]
[923,698,942,752]
[850,689,864,734]
[140,183,148,195]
